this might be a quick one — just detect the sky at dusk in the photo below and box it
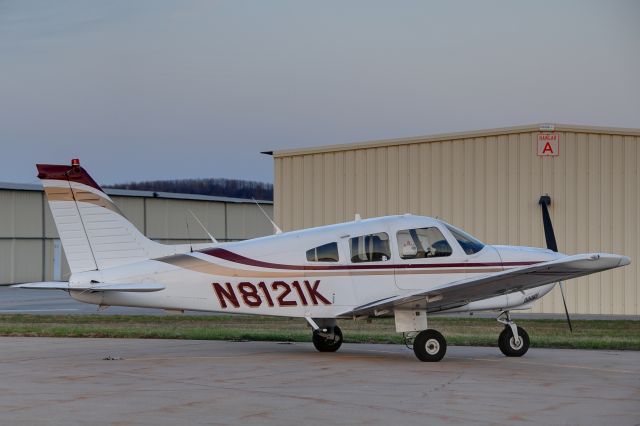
[1,0,638,185]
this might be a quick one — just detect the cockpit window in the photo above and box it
[306,242,339,262]
[397,227,452,259]
[350,232,391,263]
[444,224,485,255]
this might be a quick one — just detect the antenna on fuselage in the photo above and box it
[185,215,193,253]
[187,209,218,244]
[252,198,282,235]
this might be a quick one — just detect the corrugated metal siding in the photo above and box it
[0,190,42,237]
[0,240,43,283]
[110,196,145,232]
[227,203,275,240]
[274,129,640,315]
[0,190,274,284]
[145,198,227,241]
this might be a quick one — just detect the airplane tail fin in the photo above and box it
[37,159,176,273]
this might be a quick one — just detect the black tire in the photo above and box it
[498,326,530,357]
[413,329,447,362]
[312,325,343,352]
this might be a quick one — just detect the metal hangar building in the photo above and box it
[269,123,640,316]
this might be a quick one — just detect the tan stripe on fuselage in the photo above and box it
[157,254,504,278]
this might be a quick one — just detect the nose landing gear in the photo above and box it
[497,311,530,357]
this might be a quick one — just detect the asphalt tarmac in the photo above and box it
[0,338,638,425]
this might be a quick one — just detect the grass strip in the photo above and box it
[0,314,638,350]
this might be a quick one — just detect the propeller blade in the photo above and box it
[538,195,558,252]
[539,196,572,332]
[558,281,573,333]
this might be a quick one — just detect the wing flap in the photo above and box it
[12,282,165,293]
[342,253,630,317]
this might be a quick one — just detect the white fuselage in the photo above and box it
[68,215,560,318]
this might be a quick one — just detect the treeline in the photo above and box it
[107,178,273,201]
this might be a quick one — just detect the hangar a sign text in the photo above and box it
[537,133,559,156]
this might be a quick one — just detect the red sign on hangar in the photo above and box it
[537,133,559,156]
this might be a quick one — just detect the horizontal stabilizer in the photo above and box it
[12,282,165,293]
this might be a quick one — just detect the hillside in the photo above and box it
[106,178,273,201]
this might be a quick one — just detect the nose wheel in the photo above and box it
[497,311,530,357]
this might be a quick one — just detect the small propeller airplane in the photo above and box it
[13,160,630,361]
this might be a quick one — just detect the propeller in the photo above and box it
[539,195,573,332]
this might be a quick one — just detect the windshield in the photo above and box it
[443,223,485,255]
[397,227,452,259]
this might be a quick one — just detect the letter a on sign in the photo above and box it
[537,133,559,156]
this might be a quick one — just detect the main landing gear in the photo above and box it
[395,310,448,362]
[496,311,530,357]
[412,329,447,362]
[310,323,343,353]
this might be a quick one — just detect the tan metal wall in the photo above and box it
[0,188,273,284]
[0,189,44,284]
[273,125,640,315]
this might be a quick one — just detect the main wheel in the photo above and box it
[498,326,530,357]
[312,325,343,352]
[413,329,447,362]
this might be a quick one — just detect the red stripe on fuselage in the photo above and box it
[199,248,542,271]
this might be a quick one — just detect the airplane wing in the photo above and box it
[341,253,630,317]
[11,282,165,293]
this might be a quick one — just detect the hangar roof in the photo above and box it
[0,182,272,204]
[268,123,640,158]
